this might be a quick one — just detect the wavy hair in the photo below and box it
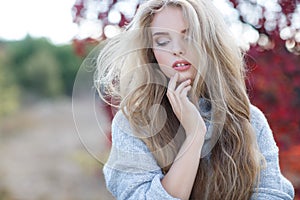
[96,0,264,199]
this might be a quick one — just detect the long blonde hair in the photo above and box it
[96,0,264,199]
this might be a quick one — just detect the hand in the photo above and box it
[166,73,206,137]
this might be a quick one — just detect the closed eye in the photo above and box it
[154,36,171,47]
[156,39,170,46]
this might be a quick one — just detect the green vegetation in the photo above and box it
[0,36,84,117]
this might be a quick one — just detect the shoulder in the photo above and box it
[112,110,131,132]
[111,109,139,142]
[249,104,271,137]
[249,105,295,199]
[249,104,278,152]
[110,110,152,153]
[249,104,269,131]
[106,110,161,172]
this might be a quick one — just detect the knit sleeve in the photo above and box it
[103,111,180,200]
[250,105,295,200]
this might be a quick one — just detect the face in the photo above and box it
[150,6,197,83]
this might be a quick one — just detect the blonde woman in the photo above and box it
[95,0,294,199]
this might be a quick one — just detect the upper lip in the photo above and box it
[172,60,191,68]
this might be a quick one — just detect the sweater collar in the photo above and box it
[198,98,223,158]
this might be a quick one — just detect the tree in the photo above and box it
[0,44,20,117]
[6,36,83,98]
[53,45,84,96]
[23,49,63,97]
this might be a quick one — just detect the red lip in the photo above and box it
[172,60,192,71]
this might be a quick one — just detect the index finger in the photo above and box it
[168,73,179,91]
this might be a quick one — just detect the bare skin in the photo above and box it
[151,6,207,200]
[163,73,206,199]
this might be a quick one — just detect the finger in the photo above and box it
[169,79,190,113]
[167,73,179,105]
[180,85,192,99]
[168,73,178,91]
[167,89,183,117]
[175,79,191,94]
[167,92,177,111]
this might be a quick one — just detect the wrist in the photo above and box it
[185,130,205,148]
[186,132,204,143]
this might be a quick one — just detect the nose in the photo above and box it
[172,40,186,56]
[172,50,184,56]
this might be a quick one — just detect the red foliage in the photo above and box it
[247,41,300,147]
[246,41,300,194]
[279,0,298,15]
[72,0,84,23]
[72,38,98,57]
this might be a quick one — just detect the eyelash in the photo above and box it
[154,34,189,47]
[156,40,170,46]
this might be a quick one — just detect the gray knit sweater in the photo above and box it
[103,104,295,199]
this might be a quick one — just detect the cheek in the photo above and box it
[153,50,170,66]
[153,50,174,78]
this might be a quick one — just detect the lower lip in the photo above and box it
[173,64,191,71]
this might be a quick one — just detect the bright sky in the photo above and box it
[0,0,78,45]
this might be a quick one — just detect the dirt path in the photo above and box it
[0,98,114,200]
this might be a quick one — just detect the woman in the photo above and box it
[95,0,295,199]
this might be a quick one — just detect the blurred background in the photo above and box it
[0,0,299,199]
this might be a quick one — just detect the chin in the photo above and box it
[178,72,194,82]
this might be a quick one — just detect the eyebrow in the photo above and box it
[152,32,169,36]
[152,28,188,36]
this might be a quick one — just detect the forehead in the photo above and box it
[150,6,187,33]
